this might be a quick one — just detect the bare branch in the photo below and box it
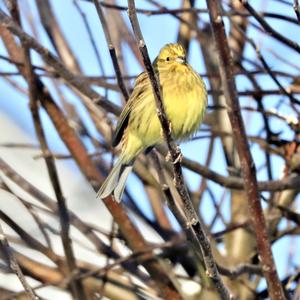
[206,1,285,299]
[93,0,129,100]
[240,0,300,55]
[0,223,39,300]
[24,49,86,300]
[127,1,232,299]
[293,0,300,23]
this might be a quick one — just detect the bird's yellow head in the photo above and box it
[155,43,187,70]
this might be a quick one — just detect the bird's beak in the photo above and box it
[175,56,186,64]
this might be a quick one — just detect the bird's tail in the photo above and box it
[96,157,133,202]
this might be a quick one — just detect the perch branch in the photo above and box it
[127,1,232,299]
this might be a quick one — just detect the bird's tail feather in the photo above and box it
[97,157,133,202]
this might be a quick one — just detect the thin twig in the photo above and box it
[0,210,59,263]
[0,9,100,100]
[218,263,262,279]
[0,223,39,300]
[73,0,106,75]
[165,149,300,192]
[35,0,82,73]
[93,0,129,100]
[23,42,86,300]
[1,182,52,249]
[0,158,147,281]
[83,1,300,26]
[231,19,300,105]
[293,0,300,23]
[240,0,300,55]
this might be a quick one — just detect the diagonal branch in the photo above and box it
[0,19,183,300]
[0,223,39,300]
[240,0,300,55]
[93,0,129,100]
[127,1,232,299]
[35,0,82,73]
[206,0,285,299]
[0,9,99,100]
[24,48,86,300]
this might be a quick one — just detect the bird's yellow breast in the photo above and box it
[122,64,207,163]
[163,66,207,140]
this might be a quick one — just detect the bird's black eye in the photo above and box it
[166,57,170,61]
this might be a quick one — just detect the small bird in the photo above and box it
[97,43,207,202]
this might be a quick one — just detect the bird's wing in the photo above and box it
[112,103,131,147]
[112,71,149,147]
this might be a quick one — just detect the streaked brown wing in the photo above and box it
[112,71,149,147]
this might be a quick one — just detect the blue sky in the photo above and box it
[1,0,300,291]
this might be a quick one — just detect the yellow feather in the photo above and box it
[97,43,207,202]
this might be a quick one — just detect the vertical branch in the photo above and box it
[23,49,86,300]
[206,1,285,299]
[73,0,106,75]
[177,0,195,53]
[104,0,144,68]
[294,0,300,23]
[126,1,232,299]
[225,4,257,297]
[35,0,82,73]
[127,0,197,226]
[93,0,129,100]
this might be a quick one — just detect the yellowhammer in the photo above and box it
[97,43,207,202]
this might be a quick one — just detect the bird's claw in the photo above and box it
[173,151,183,164]
[166,148,183,164]
[165,151,172,162]
[160,122,172,138]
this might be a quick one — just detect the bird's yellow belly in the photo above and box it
[122,76,207,162]
[165,89,205,140]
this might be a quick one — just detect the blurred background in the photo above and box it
[0,0,300,299]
